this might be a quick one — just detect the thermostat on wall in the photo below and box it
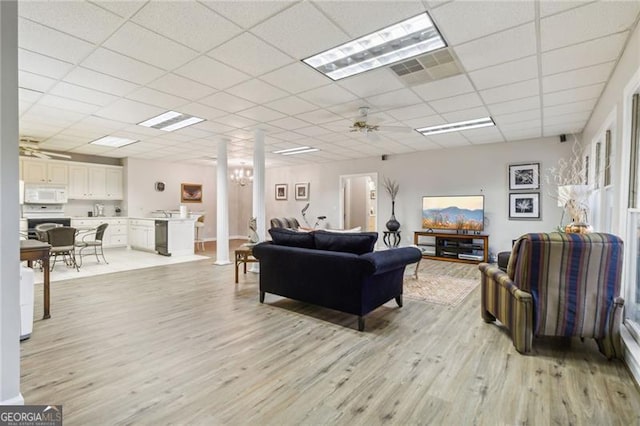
[155,181,165,192]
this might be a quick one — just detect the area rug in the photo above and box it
[403,274,479,307]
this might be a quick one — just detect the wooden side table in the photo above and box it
[20,240,51,319]
[235,247,258,283]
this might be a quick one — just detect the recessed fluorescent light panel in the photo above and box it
[416,117,496,136]
[303,12,446,80]
[90,136,138,148]
[138,111,205,132]
[273,146,320,156]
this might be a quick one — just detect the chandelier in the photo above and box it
[230,165,253,187]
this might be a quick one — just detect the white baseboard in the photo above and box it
[621,326,640,388]
[0,393,24,405]
[204,236,249,242]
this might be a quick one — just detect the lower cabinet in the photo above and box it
[71,218,128,248]
[129,219,156,252]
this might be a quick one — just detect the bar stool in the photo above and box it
[194,215,205,251]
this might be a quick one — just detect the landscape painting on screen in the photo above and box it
[422,195,484,231]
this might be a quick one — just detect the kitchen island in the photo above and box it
[129,217,196,256]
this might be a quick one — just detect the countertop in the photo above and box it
[70,216,126,219]
[129,217,196,222]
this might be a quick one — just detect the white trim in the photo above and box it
[338,172,378,231]
[0,393,24,406]
[622,326,640,388]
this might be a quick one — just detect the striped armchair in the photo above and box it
[479,232,624,358]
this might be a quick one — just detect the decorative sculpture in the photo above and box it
[248,217,259,243]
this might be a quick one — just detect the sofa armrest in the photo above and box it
[360,247,422,275]
[478,263,530,300]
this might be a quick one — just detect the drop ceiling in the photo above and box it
[16,0,640,168]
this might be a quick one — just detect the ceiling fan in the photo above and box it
[349,107,412,135]
[19,138,71,160]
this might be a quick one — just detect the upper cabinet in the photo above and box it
[21,158,68,184]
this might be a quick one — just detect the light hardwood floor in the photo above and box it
[21,257,640,425]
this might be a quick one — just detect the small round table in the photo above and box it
[383,230,401,248]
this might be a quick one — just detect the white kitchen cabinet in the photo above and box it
[68,164,123,200]
[21,158,68,184]
[71,218,128,248]
[129,219,155,252]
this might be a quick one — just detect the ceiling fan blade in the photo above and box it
[377,125,413,133]
[41,150,72,159]
[32,151,50,159]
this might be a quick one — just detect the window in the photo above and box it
[630,94,640,208]
[595,142,602,189]
[584,155,589,185]
[605,130,612,186]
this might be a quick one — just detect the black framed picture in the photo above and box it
[509,192,540,220]
[509,163,540,190]
[275,184,287,200]
[295,183,309,200]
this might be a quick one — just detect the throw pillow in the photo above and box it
[314,230,378,255]
[268,227,315,249]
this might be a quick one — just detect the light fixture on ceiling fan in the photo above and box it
[19,138,71,160]
[350,107,412,136]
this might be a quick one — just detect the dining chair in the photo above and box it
[47,226,79,272]
[34,223,61,243]
[194,215,205,251]
[75,223,109,267]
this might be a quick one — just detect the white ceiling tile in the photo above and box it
[265,96,318,115]
[147,73,216,100]
[216,114,259,129]
[19,88,42,103]
[494,109,541,125]
[18,71,56,93]
[366,89,423,110]
[236,106,286,122]
[338,68,405,98]
[18,49,74,80]
[261,62,330,94]
[429,132,471,148]
[18,19,95,64]
[104,23,198,70]
[23,105,84,127]
[126,87,189,110]
[453,22,536,71]
[90,1,145,18]
[412,74,475,101]
[541,32,628,75]
[49,82,120,107]
[208,32,294,76]
[206,1,296,29]
[38,94,100,115]
[402,115,446,129]
[250,2,348,58]
[469,56,538,90]
[543,83,604,107]
[544,111,591,126]
[297,109,344,124]
[295,126,333,137]
[429,92,484,114]
[461,126,504,144]
[268,117,310,130]
[63,67,139,97]
[487,96,540,115]
[502,128,542,141]
[81,48,165,85]
[19,1,123,44]
[178,103,228,121]
[269,131,305,141]
[299,85,358,108]
[539,1,585,18]
[441,106,490,123]
[199,92,255,113]
[431,1,534,45]
[132,1,242,52]
[541,1,640,51]
[543,62,614,93]
[175,56,250,90]
[313,1,426,38]
[226,79,289,104]
[543,122,586,137]
[499,119,541,133]
[543,99,597,117]
[71,116,128,133]
[479,79,539,105]
[383,104,437,121]
[94,98,166,124]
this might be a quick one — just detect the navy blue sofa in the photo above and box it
[252,228,422,331]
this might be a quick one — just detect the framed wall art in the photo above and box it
[275,184,287,200]
[181,183,202,203]
[509,163,540,190]
[295,182,309,200]
[509,192,540,220]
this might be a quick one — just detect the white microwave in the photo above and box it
[24,184,68,204]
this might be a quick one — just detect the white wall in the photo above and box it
[265,136,572,255]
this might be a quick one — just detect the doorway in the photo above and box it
[339,173,377,231]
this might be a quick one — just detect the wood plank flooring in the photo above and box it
[20,258,640,425]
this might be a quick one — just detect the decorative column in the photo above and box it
[253,129,266,242]
[0,0,24,405]
[215,139,231,265]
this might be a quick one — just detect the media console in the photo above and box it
[413,231,489,264]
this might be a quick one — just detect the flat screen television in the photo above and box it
[422,195,484,231]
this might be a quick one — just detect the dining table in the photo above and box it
[20,239,52,319]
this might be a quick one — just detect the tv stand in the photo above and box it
[413,231,488,264]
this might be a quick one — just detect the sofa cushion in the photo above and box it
[314,230,378,255]
[268,227,315,249]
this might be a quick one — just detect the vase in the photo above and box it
[386,201,400,231]
[565,221,593,234]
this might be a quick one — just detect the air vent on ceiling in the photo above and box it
[389,48,463,86]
